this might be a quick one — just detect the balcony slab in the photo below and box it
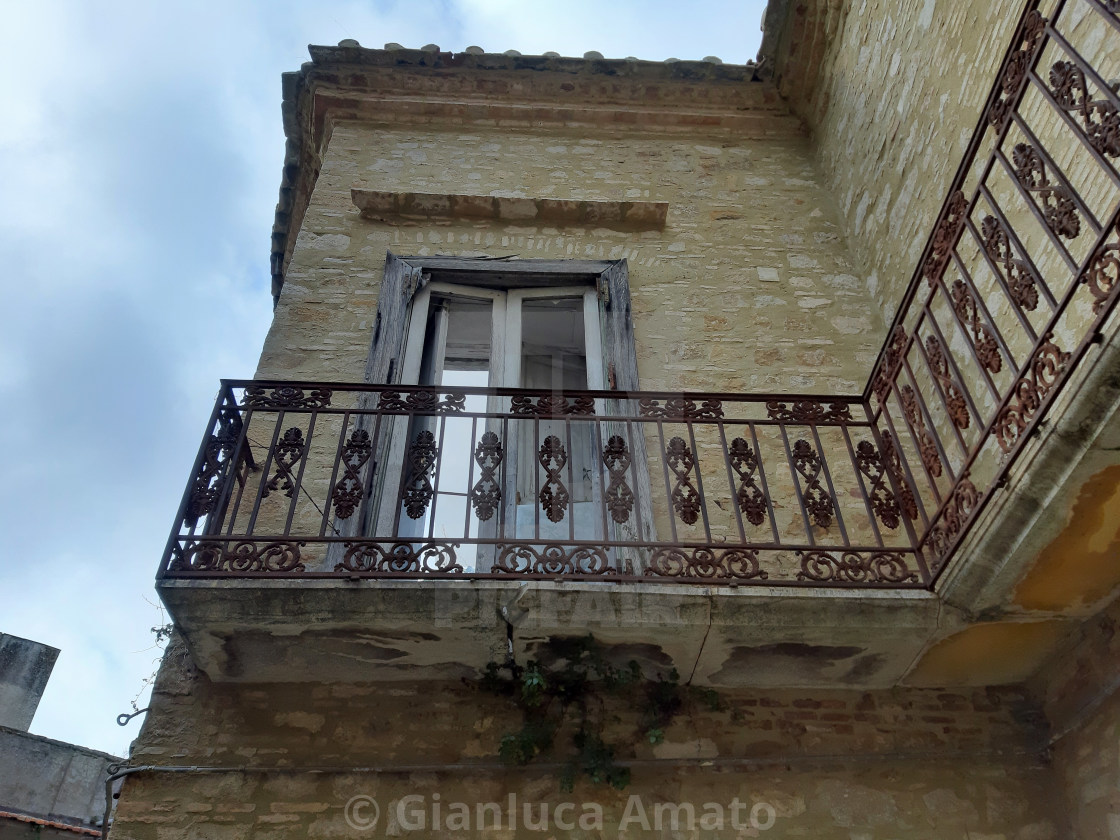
[159,578,940,687]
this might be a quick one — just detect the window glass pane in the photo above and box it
[517,297,594,525]
[402,296,493,569]
[519,297,586,390]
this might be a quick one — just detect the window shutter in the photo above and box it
[598,260,657,559]
[365,252,427,386]
[327,254,427,561]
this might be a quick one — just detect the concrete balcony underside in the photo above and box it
[159,578,938,687]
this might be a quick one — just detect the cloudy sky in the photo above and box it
[0,0,767,757]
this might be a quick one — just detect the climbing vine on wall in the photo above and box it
[478,635,721,791]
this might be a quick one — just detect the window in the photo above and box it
[347,255,650,571]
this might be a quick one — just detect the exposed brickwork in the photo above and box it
[111,639,1060,839]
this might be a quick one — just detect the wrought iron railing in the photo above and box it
[160,383,923,587]
[866,0,1120,581]
[160,0,1120,591]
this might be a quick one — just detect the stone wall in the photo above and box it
[771,0,1026,319]
[0,726,118,829]
[258,104,886,394]
[1035,596,1120,839]
[110,638,1061,839]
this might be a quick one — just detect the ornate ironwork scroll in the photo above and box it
[765,400,852,423]
[646,547,766,580]
[603,435,634,524]
[925,334,970,430]
[797,551,920,585]
[666,436,701,525]
[881,430,919,522]
[855,440,902,530]
[538,435,570,523]
[988,10,1046,132]
[511,394,595,416]
[1012,142,1081,239]
[950,278,1002,374]
[493,544,611,576]
[925,476,979,573]
[331,428,372,519]
[638,397,723,420]
[241,386,331,409]
[873,325,908,404]
[900,385,943,477]
[924,191,970,285]
[981,215,1040,312]
[1080,222,1120,314]
[993,334,1071,452]
[470,431,503,522]
[1049,60,1120,158]
[402,429,438,519]
[336,542,462,574]
[186,408,243,524]
[173,540,305,573]
[728,437,767,527]
[263,427,306,499]
[379,390,465,413]
[792,439,834,528]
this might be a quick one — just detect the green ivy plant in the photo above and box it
[478,635,721,791]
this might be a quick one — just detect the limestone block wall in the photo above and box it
[110,639,1062,839]
[257,115,886,394]
[771,0,1026,319]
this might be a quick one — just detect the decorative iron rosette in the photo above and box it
[645,546,767,581]
[1012,142,1081,239]
[765,400,853,424]
[491,544,612,576]
[331,428,373,520]
[171,540,305,573]
[728,437,767,527]
[637,397,723,420]
[335,541,462,574]
[241,386,331,409]
[922,191,970,285]
[791,439,834,528]
[470,431,503,522]
[797,550,920,585]
[666,436,701,525]
[1079,221,1120,314]
[925,477,979,573]
[1048,60,1120,158]
[378,390,465,413]
[872,325,908,405]
[602,435,635,524]
[992,334,1070,453]
[510,394,595,416]
[987,11,1046,132]
[538,435,570,523]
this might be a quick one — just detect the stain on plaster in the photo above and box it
[906,621,1070,687]
[1014,464,1120,612]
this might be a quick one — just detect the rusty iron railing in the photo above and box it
[160,382,923,587]
[160,0,1120,591]
[866,0,1120,580]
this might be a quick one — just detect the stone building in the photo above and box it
[0,634,121,839]
[113,0,1120,837]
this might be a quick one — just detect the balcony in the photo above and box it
[159,382,942,684]
[158,0,1120,686]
